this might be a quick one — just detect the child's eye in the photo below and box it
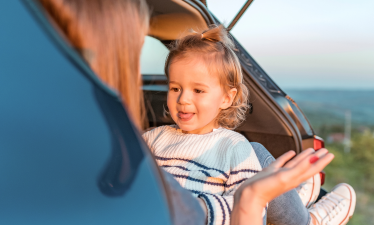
[170,87,181,92]
[194,89,204,93]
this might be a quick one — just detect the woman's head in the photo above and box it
[39,0,149,129]
[165,25,249,133]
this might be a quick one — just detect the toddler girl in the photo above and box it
[143,25,260,225]
[143,25,355,225]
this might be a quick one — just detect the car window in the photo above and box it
[140,36,169,75]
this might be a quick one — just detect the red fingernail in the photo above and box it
[309,156,319,163]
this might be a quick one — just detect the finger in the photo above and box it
[285,148,328,169]
[299,153,335,183]
[314,148,329,158]
[309,153,334,172]
[309,149,329,164]
[268,151,296,169]
[289,153,334,184]
[263,153,334,199]
[284,148,315,168]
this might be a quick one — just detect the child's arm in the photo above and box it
[195,191,233,225]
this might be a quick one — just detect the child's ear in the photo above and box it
[220,88,237,110]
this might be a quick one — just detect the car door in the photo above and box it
[0,1,173,224]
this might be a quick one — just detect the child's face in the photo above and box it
[167,57,236,134]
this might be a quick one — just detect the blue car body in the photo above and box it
[0,1,173,224]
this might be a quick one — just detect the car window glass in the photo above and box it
[140,36,169,75]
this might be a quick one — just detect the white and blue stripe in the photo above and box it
[143,125,262,225]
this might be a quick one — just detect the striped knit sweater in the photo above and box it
[143,125,262,225]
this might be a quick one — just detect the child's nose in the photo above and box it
[177,90,191,105]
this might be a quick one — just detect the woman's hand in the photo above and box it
[231,148,334,225]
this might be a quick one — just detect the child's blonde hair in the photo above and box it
[165,25,249,130]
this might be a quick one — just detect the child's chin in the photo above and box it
[176,123,196,132]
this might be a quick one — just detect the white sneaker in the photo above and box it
[296,172,321,208]
[309,183,356,225]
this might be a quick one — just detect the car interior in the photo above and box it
[142,0,316,159]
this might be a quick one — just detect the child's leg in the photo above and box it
[267,189,311,225]
[251,143,311,225]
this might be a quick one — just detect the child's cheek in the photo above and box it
[167,92,177,120]
[196,97,217,117]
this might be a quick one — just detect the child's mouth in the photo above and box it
[177,112,194,121]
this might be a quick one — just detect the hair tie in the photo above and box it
[201,32,219,43]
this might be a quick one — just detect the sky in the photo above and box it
[207,0,374,89]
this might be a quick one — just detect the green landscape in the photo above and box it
[287,90,374,224]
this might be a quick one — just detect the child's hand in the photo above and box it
[231,148,334,225]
